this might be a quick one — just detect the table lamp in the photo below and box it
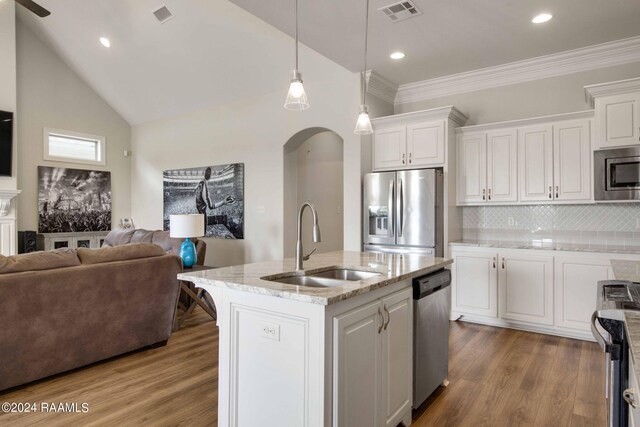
[170,214,204,268]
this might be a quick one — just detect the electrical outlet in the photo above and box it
[256,206,266,214]
[261,322,280,341]
[508,217,515,227]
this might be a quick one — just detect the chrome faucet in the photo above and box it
[296,201,321,270]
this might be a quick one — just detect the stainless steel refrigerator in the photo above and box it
[363,168,443,256]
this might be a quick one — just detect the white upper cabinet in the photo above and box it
[585,77,640,149]
[487,129,518,202]
[553,119,591,201]
[407,120,445,166]
[373,127,406,170]
[457,133,487,204]
[457,111,593,205]
[371,107,468,172]
[595,92,640,149]
[518,125,554,202]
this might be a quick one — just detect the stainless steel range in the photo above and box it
[593,280,640,427]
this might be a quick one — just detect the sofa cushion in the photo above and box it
[131,229,155,243]
[77,243,166,265]
[0,248,81,274]
[103,227,136,247]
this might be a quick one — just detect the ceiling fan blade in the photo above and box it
[14,0,51,17]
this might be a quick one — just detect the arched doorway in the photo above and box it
[283,128,344,257]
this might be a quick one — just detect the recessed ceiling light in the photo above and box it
[532,13,552,24]
[390,51,406,60]
[99,37,111,48]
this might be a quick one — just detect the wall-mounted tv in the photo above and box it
[0,110,13,177]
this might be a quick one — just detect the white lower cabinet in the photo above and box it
[498,253,554,325]
[334,288,412,427]
[451,246,640,340]
[451,250,497,317]
[555,256,613,332]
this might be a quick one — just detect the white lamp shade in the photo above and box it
[170,214,204,238]
[354,105,373,135]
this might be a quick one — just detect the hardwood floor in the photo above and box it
[0,308,605,426]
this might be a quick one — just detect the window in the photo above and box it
[44,128,106,166]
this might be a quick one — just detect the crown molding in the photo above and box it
[395,36,640,106]
[456,110,594,134]
[365,70,398,105]
[371,105,468,127]
[584,77,640,107]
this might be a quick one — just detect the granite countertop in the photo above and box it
[610,260,640,388]
[178,250,452,305]
[611,259,640,282]
[450,239,640,255]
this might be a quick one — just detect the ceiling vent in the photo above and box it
[378,1,422,22]
[153,5,174,24]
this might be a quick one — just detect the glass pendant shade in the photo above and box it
[354,105,373,135]
[284,70,309,110]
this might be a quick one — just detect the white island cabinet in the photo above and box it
[180,251,451,427]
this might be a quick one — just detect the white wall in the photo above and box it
[131,55,360,267]
[283,131,343,257]
[396,62,640,124]
[15,22,132,231]
[0,1,17,192]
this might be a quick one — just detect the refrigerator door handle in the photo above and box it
[398,178,404,237]
[388,180,394,237]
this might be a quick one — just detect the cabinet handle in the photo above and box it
[548,186,552,199]
[502,257,505,269]
[488,189,492,200]
[402,153,406,165]
[492,257,496,269]
[409,152,412,164]
[555,186,559,199]
[624,388,638,409]
[383,305,391,330]
[482,189,486,201]
[377,307,384,334]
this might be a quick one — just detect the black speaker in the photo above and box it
[18,231,38,253]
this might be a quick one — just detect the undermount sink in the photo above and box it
[262,268,382,288]
[310,269,381,281]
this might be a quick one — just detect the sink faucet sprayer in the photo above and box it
[296,201,321,270]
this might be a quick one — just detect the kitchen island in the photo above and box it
[179,250,452,427]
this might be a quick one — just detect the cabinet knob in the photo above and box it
[482,189,486,201]
[555,186,559,199]
[488,189,492,200]
[492,257,496,269]
[402,153,406,165]
[548,186,552,199]
[409,152,412,164]
[377,307,384,334]
[502,257,505,270]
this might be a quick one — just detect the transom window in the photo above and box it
[44,128,106,166]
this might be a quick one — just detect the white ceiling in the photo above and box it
[16,0,640,125]
[230,0,640,85]
[17,0,312,125]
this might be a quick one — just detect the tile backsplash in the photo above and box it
[463,204,640,246]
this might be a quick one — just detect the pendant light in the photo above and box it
[284,0,310,110]
[354,0,373,135]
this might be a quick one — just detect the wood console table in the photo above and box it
[174,265,217,331]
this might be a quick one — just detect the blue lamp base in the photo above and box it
[179,238,197,268]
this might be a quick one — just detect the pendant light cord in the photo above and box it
[295,0,299,72]
[362,0,370,106]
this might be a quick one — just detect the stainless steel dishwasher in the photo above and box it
[412,268,451,409]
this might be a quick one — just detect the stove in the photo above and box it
[593,280,640,427]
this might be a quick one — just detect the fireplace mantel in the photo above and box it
[0,189,21,217]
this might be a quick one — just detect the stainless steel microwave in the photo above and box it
[595,146,640,201]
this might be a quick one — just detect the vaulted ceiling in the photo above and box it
[17,0,640,125]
